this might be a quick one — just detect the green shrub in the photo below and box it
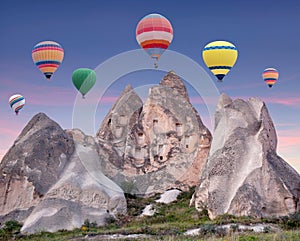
[83,219,91,228]
[120,180,139,197]
[263,225,271,233]
[199,224,217,236]
[280,211,300,229]
[239,235,259,241]
[4,220,22,233]
[230,223,240,232]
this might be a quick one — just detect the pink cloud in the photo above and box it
[277,128,300,148]
[189,96,205,104]
[229,95,300,108]
[0,127,19,136]
[25,88,75,106]
[1,76,126,108]
[98,96,119,104]
[219,82,264,91]
[189,96,220,105]
[264,97,300,107]
[278,136,300,148]
[274,123,297,128]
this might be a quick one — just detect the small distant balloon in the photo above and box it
[262,68,279,88]
[72,68,96,98]
[202,40,238,82]
[9,94,25,115]
[136,13,173,68]
[32,41,64,80]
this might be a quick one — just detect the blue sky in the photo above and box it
[0,0,299,172]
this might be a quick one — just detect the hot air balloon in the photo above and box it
[72,68,96,98]
[202,40,238,82]
[9,94,25,115]
[32,41,64,80]
[262,68,279,88]
[136,13,173,68]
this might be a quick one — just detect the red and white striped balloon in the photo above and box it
[136,13,173,67]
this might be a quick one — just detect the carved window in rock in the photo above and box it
[158,144,164,153]
[200,131,210,147]
[134,147,145,167]
[152,118,159,134]
[135,147,145,160]
[157,144,165,162]
[185,135,190,148]
[137,132,145,145]
[119,115,127,125]
[175,123,183,136]
[114,126,123,138]
[108,118,112,127]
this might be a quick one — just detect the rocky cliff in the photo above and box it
[1,73,299,233]
[0,113,75,223]
[0,114,126,233]
[21,129,126,234]
[191,93,300,219]
[97,71,211,196]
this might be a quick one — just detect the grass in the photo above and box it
[10,230,300,241]
[1,188,300,240]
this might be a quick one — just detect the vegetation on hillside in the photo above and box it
[0,188,300,240]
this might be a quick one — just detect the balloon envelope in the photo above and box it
[136,13,173,67]
[202,40,238,82]
[32,41,64,79]
[262,68,279,88]
[9,94,25,115]
[72,68,96,98]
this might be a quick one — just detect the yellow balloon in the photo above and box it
[202,40,238,82]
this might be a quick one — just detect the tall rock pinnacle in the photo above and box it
[192,94,300,219]
[97,71,211,196]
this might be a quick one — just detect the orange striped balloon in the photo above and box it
[262,68,279,88]
[136,13,173,68]
[32,41,64,79]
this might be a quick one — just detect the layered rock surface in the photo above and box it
[0,113,75,223]
[0,113,126,233]
[191,94,300,218]
[21,129,126,234]
[97,71,211,196]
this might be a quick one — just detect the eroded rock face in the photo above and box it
[21,129,126,234]
[0,113,75,223]
[191,94,300,219]
[97,71,211,196]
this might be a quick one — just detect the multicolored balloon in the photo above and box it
[202,40,238,82]
[32,41,64,79]
[72,68,96,98]
[262,68,279,88]
[9,94,25,115]
[136,13,173,68]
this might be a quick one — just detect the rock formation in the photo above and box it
[97,71,211,196]
[0,113,126,233]
[191,93,300,219]
[2,70,298,234]
[21,129,126,234]
[0,113,75,223]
